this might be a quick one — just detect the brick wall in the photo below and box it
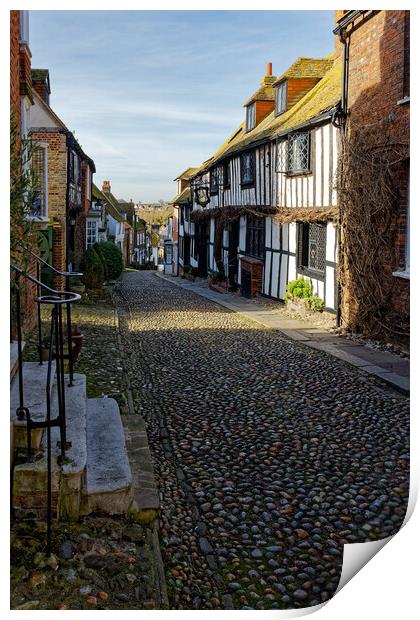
[10,11,39,333]
[30,130,67,287]
[31,130,68,282]
[341,10,410,344]
[10,11,21,131]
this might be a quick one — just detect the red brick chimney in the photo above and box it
[102,180,111,193]
[266,62,272,76]
[31,69,51,105]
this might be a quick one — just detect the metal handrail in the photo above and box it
[15,243,83,384]
[16,240,82,278]
[11,262,81,555]
[12,265,80,300]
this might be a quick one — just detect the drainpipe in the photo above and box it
[334,25,350,328]
[65,133,71,283]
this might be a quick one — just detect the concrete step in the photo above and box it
[42,374,87,521]
[82,397,132,515]
[10,361,56,450]
[10,341,25,383]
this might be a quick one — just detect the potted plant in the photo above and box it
[183,265,196,281]
[39,324,83,364]
[208,269,227,293]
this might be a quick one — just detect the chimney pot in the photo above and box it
[102,180,111,193]
[266,62,272,76]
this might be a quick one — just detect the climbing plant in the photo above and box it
[336,112,409,340]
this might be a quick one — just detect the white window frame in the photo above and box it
[246,103,256,132]
[393,175,410,279]
[86,219,98,248]
[276,81,287,115]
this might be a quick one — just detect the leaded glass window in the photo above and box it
[240,150,255,185]
[297,222,326,274]
[287,132,310,173]
[223,160,231,188]
[210,168,219,193]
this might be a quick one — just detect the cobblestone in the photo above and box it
[115,271,409,610]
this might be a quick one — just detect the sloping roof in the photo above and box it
[102,189,128,220]
[169,186,191,205]
[92,183,107,202]
[190,122,247,178]
[243,75,277,106]
[31,68,49,83]
[190,56,342,175]
[93,183,125,222]
[136,218,146,229]
[273,57,342,133]
[274,56,334,84]
[173,167,199,181]
[30,89,95,170]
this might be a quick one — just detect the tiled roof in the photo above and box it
[93,184,126,223]
[243,75,277,106]
[169,186,191,205]
[190,56,341,175]
[135,218,146,229]
[31,68,49,82]
[92,183,107,201]
[103,190,129,221]
[274,56,334,85]
[173,167,199,181]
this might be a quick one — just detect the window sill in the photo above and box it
[240,182,255,189]
[297,267,325,281]
[26,215,49,224]
[392,269,410,280]
[285,170,312,177]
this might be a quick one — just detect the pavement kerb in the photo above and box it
[155,273,409,396]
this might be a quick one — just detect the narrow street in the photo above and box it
[115,271,409,610]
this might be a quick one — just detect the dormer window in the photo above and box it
[276,80,287,115]
[246,103,256,132]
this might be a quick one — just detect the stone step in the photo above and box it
[82,397,132,515]
[42,374,87,521]
[10,361,56,450]
[10,341,25,383]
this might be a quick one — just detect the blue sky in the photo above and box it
[29,10,335,202]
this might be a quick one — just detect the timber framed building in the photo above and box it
[183,54,341,312]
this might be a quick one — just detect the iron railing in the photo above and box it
[11,247,82,554]
[17,240,82,386]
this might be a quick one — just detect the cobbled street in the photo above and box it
[115,271,409,610]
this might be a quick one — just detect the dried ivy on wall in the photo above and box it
[337,113,409,339]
